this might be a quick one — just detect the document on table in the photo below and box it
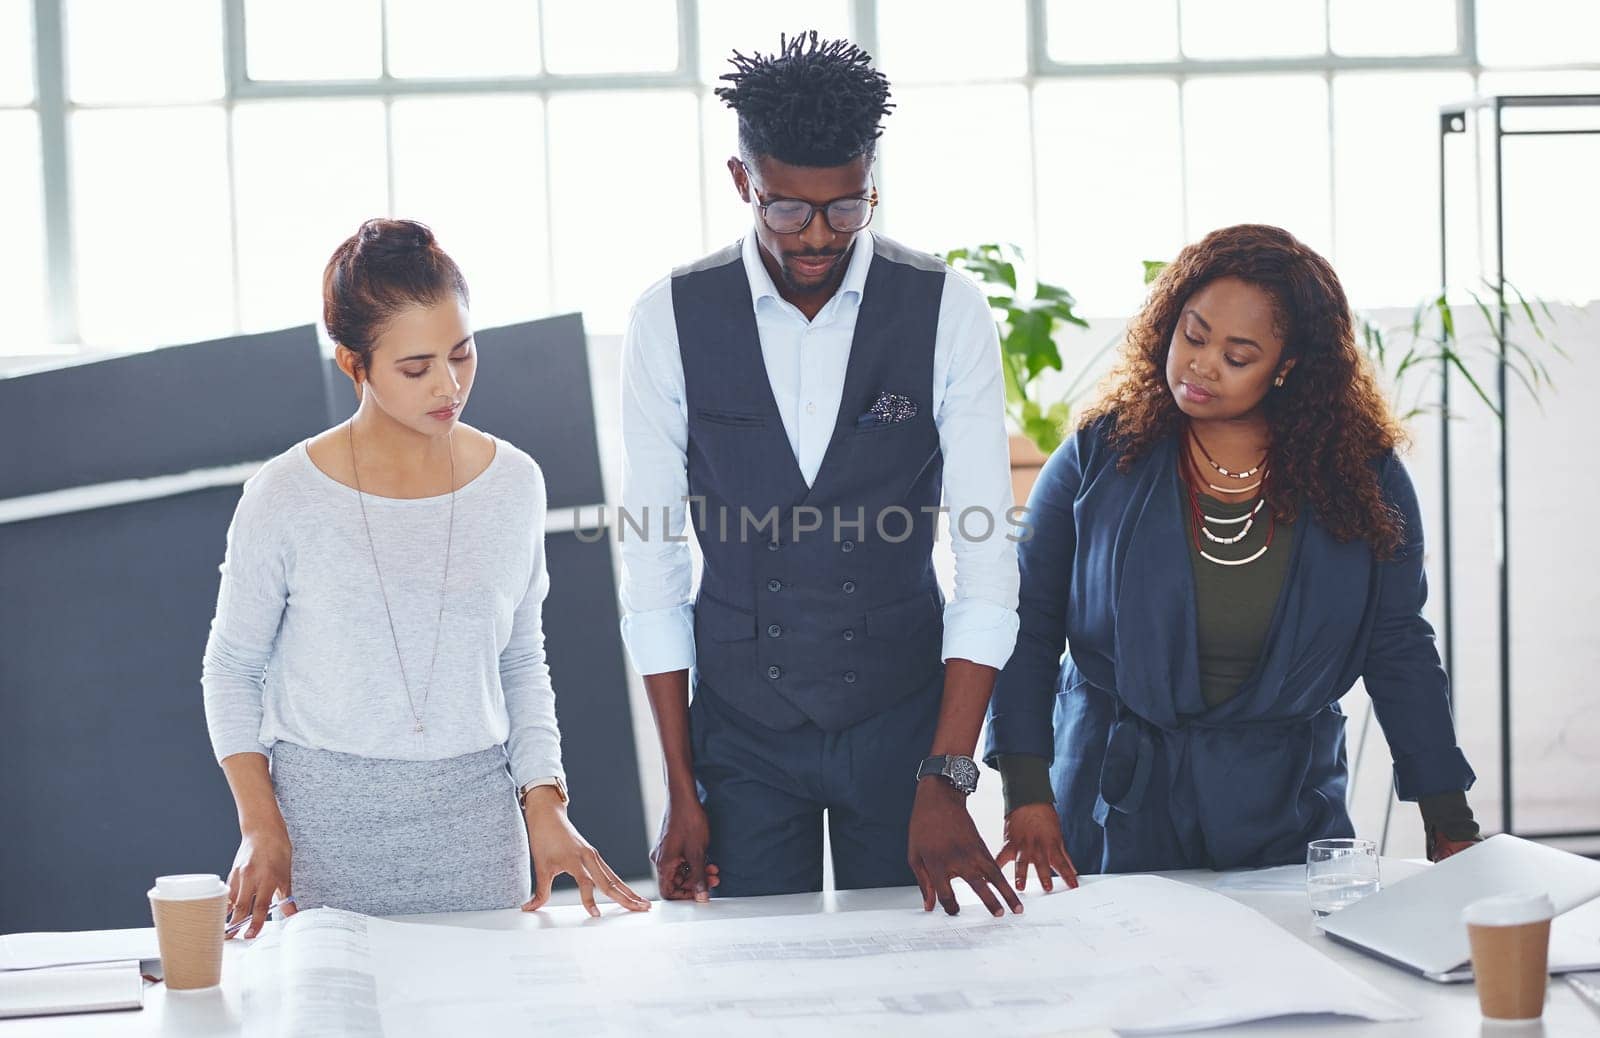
[1209,864,1310,894]
[0,928,159,971]
[242,875,1413,1036]
[242,909,381,1037]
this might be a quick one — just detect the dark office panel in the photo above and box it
[323,358,356,426]
[1,314,645,931]
[0,497,645,931]
[0,488,246,933]
[541,530,650,880]
[323,313,606,510]
[0,326,324,499]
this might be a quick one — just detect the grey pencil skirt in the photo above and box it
[271,742,531,917]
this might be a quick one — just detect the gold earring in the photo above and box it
[1273,374,1286,388]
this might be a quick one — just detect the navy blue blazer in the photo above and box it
[985,418,1475,873]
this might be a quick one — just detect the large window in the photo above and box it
[10,0,1600,353]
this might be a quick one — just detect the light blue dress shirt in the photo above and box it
[618,231,1020,677]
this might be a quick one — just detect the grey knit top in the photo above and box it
[200,437,565,788]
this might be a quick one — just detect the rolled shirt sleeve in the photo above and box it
[934,270,1020,670]
[617,283,698,677]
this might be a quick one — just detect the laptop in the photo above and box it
[1319,834,1600,982]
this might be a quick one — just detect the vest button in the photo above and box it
[841,540,855,553]
[842,629,855,641]
[767,624,782,638]
[767,578,782,592]
[843,671,857,684]
[768,665,782,680]
[841,580,856,594]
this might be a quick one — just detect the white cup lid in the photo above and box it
[149,874,228,900]
[1461,892,1554,927]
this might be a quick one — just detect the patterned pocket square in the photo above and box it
[856,391,919,429]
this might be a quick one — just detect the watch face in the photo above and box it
[948,756,979,793]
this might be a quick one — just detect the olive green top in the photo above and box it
[1184,488,1294,709]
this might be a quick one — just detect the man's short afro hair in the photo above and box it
[715,30,893,168]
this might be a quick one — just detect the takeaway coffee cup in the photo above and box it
[147,874,228,990]
[1462,892,1554,1022]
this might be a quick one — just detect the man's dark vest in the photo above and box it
[672,235,948,732]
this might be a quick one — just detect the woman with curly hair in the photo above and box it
[986,224,1480,883]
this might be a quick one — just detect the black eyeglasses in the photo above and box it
[740,161,878,235]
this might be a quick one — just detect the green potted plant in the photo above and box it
[1359,281,1563,423]
[944,243,1109,503]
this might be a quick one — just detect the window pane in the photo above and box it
[879,85,1033,258]
[542,1,677,75]
[1035,79,1185,316]
[245,0,382,81]
[232,101,388,332]
[1332,72,1473,308]
[391,96,549,329]
[1181,0,1325,59]
[1329,0,1457,56]
[71,108,234,347]
[877,0,1026,82]
[1183,76,1331,253]
[1501,136,1600,304]
[67,0,223,103]
[1477,0,1600,66]
[546,92,699,332]
[0,0,34,105]
[702,92,747,248]
[0,112,47,350]
[385,0,539,79]
[1047,0,1179,64]
[695,0,851,83]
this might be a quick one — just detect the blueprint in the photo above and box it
[242,875,1413,1036]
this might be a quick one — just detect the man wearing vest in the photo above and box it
[619,32,1032,916]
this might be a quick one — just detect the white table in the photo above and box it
[4,860,1596,1036]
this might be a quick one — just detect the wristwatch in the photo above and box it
[916,754,980,795]
[518,776,569,808]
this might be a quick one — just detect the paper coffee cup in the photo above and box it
[1462,892,1554,1022]
[147,874,228,991]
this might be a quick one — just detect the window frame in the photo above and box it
[18,0,1600,349]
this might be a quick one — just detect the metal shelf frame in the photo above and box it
[1435,92,1600,845]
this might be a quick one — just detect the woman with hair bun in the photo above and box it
[202,219,649,934]
[986,224,1481,884]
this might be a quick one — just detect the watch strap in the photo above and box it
[916,754,979,795]
[518,776,569,807]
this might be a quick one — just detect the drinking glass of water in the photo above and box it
[1306,838,1380,919]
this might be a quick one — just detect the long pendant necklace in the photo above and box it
[350,422,455,734]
